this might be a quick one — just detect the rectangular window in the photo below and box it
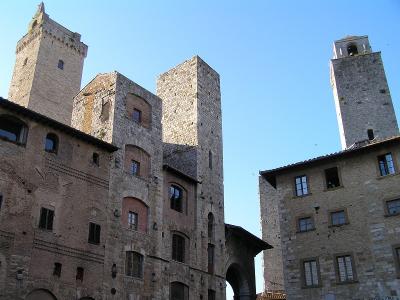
[39,207,54,230]
[53,262,62,277]
[172,234,185,263]
[170,185,183,213]
[386,199,400,216]
[0,194,3,210]
[128,211,138,230]
[295,175,309,196]
[208,289,216,300]
[76,267,84,281]
[132,109,142,123]
[126,251,143,278]
[88,222,101,245]
[298,217,314,232]
[336,255,355,282]
[378,153,396,176]
[325,167,340,189]
[101,99,110,121]
[208,244,215,274]
[331,210,347,226]
[303,259,319,287]
[395,247,400,275]
[131,160,140,176]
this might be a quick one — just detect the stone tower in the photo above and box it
[157,55,226,284]
[8,3,87,124]
[330,35,399,149]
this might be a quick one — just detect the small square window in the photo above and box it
[331,210,347,226]
[378,153,396,176]
[298,217,314,232]
[325,167,340,189]
[39,207,54,231]
[132,109,142,123]
[336,255,355,282]
[131,160,140,176]
[386,199,400,216]
[303,259,319,287]
[58,59,64,70]
[88,222,101,245]
[128,211,138,230]
[295,175,309,196]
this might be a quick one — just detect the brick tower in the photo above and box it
[330,35,399,149]
[157,56,226,293]
[8,3,87,124]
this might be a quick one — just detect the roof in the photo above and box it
[0,97,118,152]
[260,136,400,178]
[225,223,272,254]
[163,164,199,183]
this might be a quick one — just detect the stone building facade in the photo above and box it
[1,4,269,300]
[260,36,400,299]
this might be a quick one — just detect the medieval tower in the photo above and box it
[330,35,399,149]
[8,3,87,124]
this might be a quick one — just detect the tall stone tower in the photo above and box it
[330,35,399,149]
[157,55,226,283]
[8,3,87,124]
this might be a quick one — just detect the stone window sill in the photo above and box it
[377,173,399,180]
[328,222,350,228]
[296,228,316,234]
[293,193,312,199]
[324,185,344,192]
[301,284,322,289]
[335,280,359,285]
[384,213,400,218]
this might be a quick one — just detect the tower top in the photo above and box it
[38,2,45,13]
[333,35,372,59]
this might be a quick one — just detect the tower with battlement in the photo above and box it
[330,35,399,149]
[8,3,87,124]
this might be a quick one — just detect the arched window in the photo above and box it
[208,213,214,239]
[170,282,189,300]
[58,59,64,70]
[44,133,58,153]
[122,197,148,232]
[124,145,150,178]
[0,115,28,144]
[347,44,358,56]
[126,93,151,128]
[125,251,143,278]
[172,233,186,263]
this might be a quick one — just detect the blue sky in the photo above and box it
[1,1,399,297]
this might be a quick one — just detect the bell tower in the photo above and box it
[8,3,87,124]
[330,35,399,149]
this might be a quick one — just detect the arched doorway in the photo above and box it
[26,289,57,300]
[226,263,251,300]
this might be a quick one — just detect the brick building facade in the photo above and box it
[260,36,400,299]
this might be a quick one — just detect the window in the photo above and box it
[172,234,185,263]
[394,247,400,275]
[0,115,28,144]
[208,213,214,239]
[347,44,358,56]
[132,109,142,123]
[209,150,212,169]
[170,185,183,213]
[101,99,110,121]
[208,244,215,274]
[58,59,64,70]
[92,152,99,166]
[170,282,189,300]
[125,251,143,278]
[303,259,319,287]
[76,267,84,281]
[44,133,58,153]
[331,210,347,226]
[208,290,216,300]
[336,255,355,282]
[39,207,54,231]
[386,199,400,216]
[367,129,374,140]
[131,160,140,176]
[128,211,138,230]
[53,263,62,277]
[295,175,309,196]
[298,217,314,232]
[88,222,101,244]
[325,167,340,189]
[0,194,3,211]
[378,153,396,176]
[23,58,28,66]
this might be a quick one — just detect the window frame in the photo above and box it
[297,215,315,233]
[131,160,140,176]
[294,175,309,197]
[384,198,400,217]
[39,207,54,231]
[132,108,142,124]
[334,253,357,284]
[170,184,184,213]
[377,152,396,177]
[329,209,349,227]
[172,233,186,263]
[88,222,101,245]
[393,244,400,279]
[44,133,58,154]
[300,257,321,288]
[0,115,28,145]
[128,211,138,230]
[324,166,342,190]
[125,251,144,279]
[58,59,64,70]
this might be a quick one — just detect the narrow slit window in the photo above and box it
[53,263,62,277]
[170,185,183,213]
[131,160,140,176]
[367,129,374,140]
[58,59,64,70]
[128,211,138,230]
[76,267,84,281]
[92,153,99,166]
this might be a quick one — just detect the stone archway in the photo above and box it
[26,289,57,300]
[225,224,272,300]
